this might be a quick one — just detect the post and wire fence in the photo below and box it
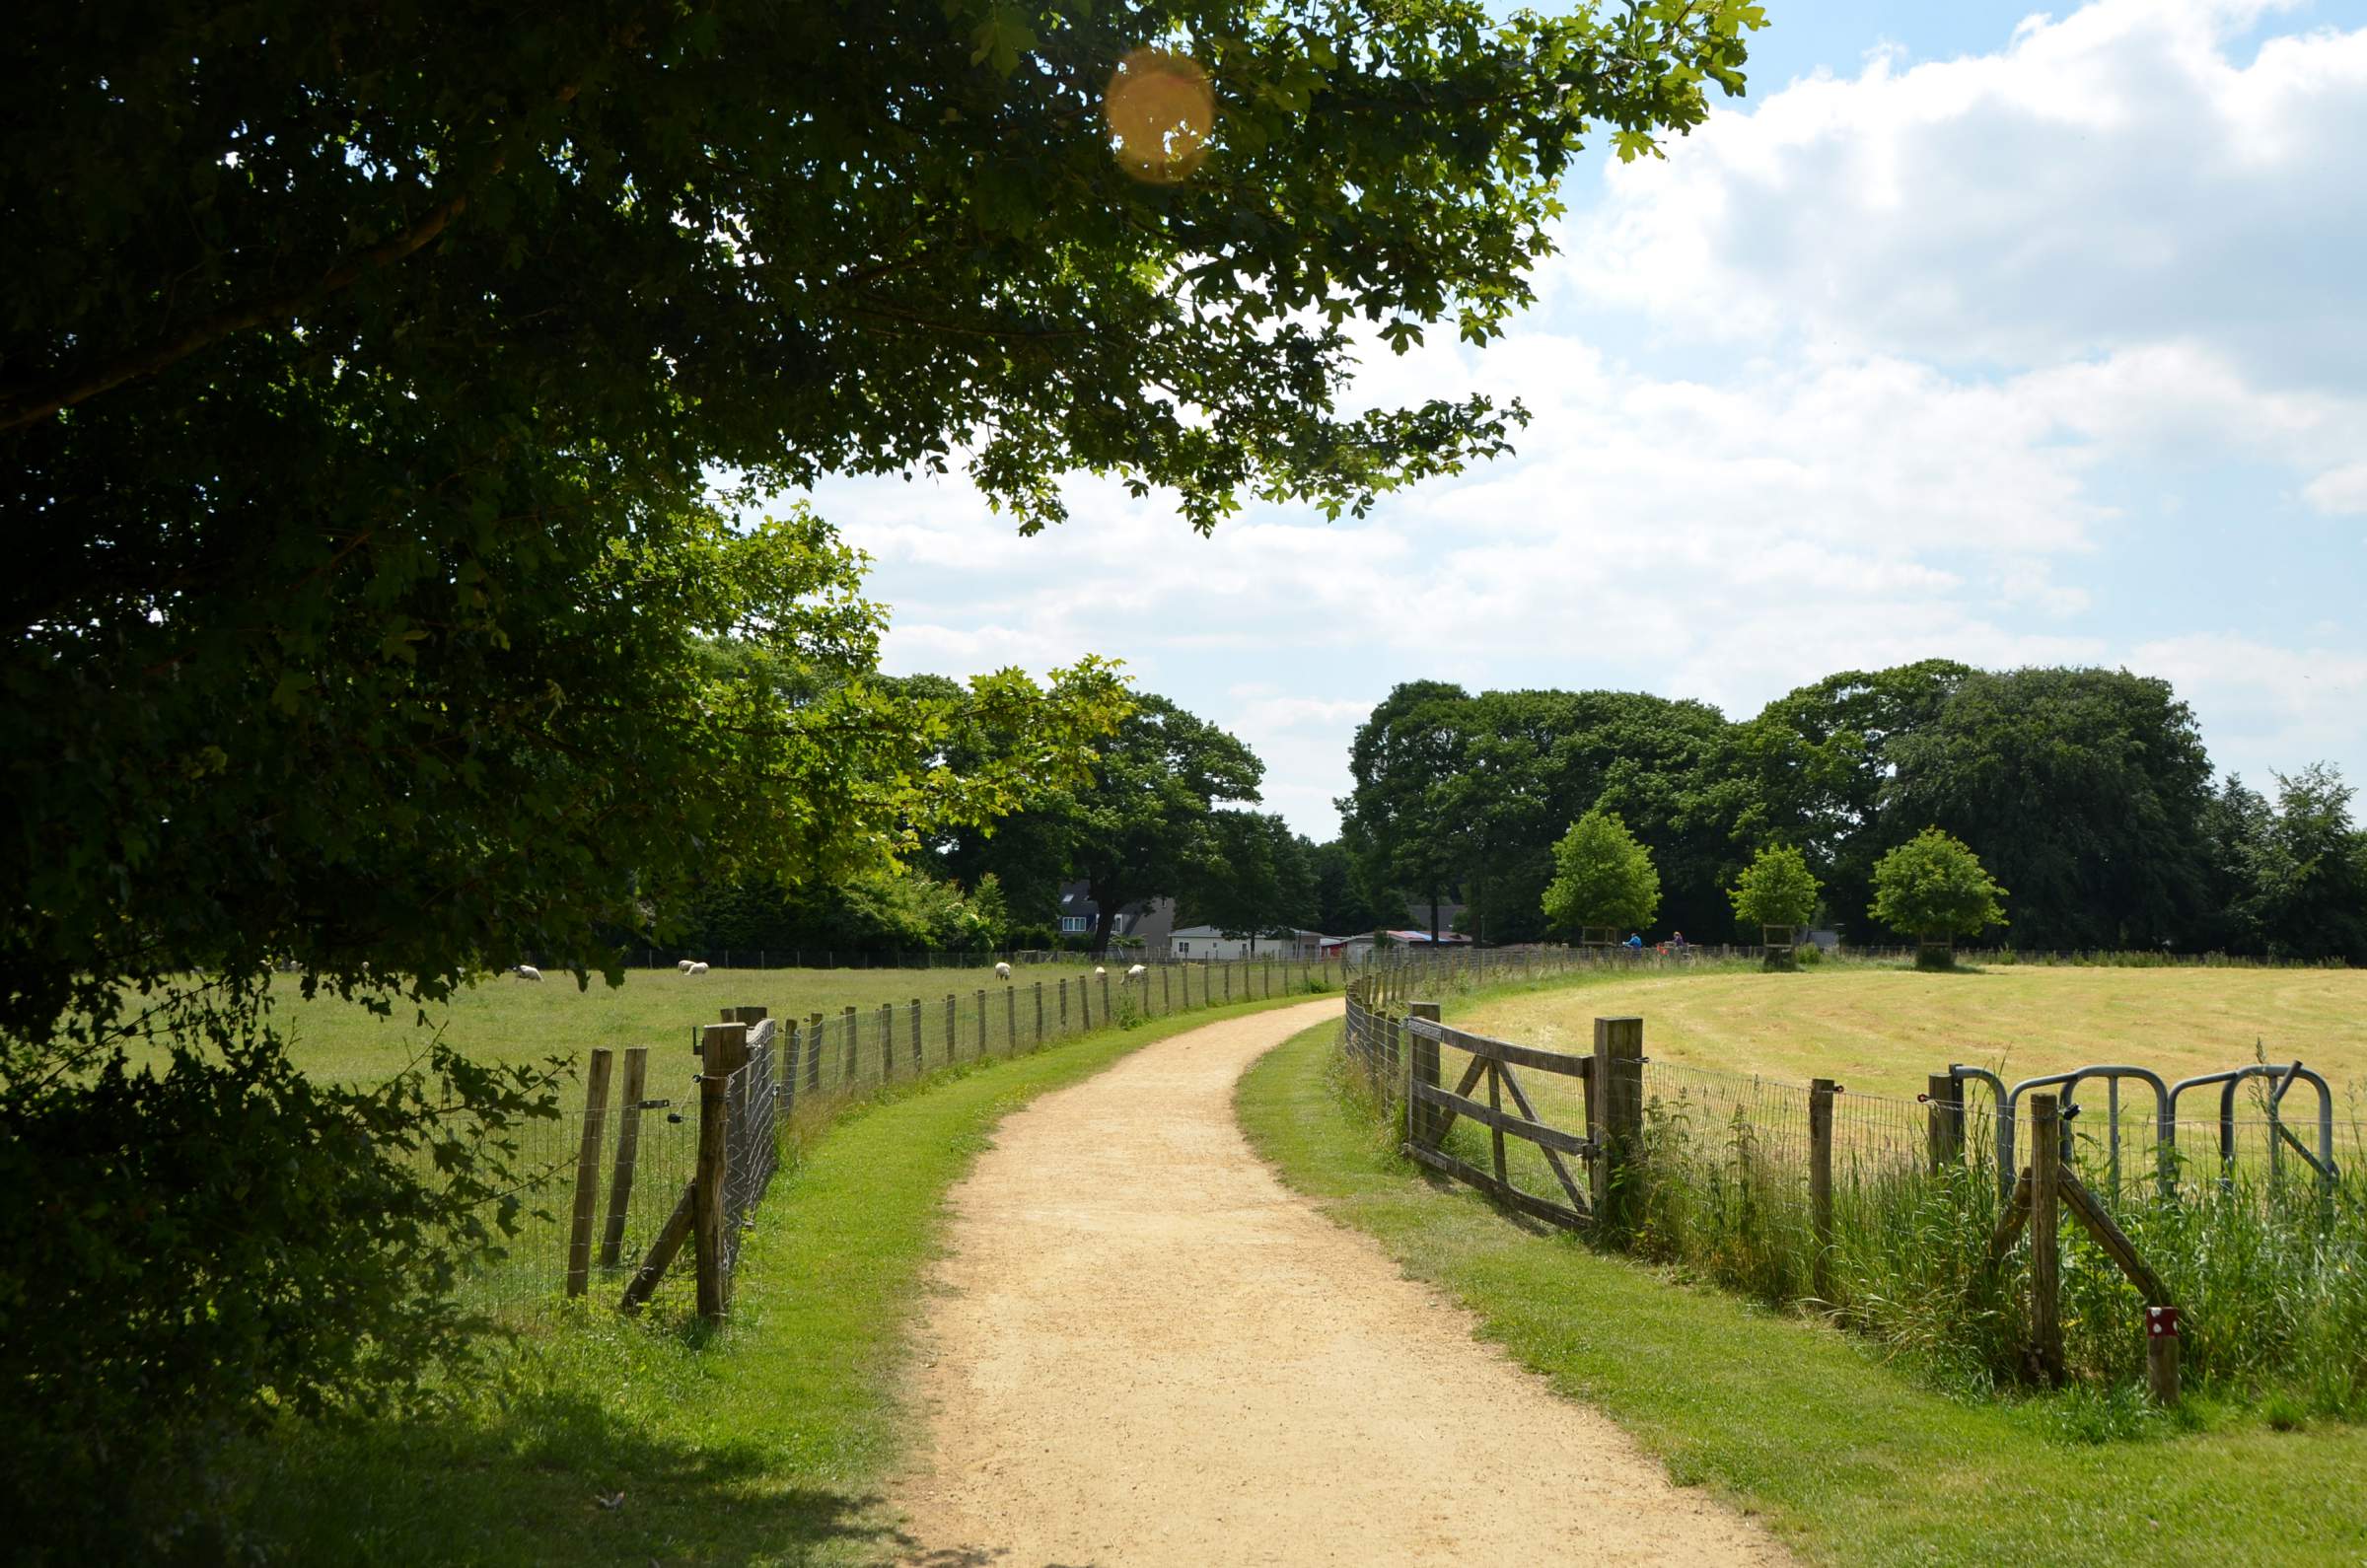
[1339,960,2367,1406]
[451,954,1360,1321]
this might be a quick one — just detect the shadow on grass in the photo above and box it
[239,1384,905,1564]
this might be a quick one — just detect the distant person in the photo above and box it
[1625,932,1644,951]
[1670,930,1687,950]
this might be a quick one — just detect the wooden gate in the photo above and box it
[1401,1014,1597,1230]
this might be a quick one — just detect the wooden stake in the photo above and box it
[1926,1073,1964,1173]
[565,1048,616,1296]
[1810,1078,1836,1300]
[2030,1092,2065,1384]
[693,1063,729,1324]
[598,1045,650,1269]
[2145,1306,2182,1406]
[618,1181,694,1316]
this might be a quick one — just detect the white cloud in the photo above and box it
[2129,631,2367,775]
[2303,461,2367,514]
[1564,0,2367,390]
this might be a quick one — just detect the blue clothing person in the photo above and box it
[1624,933,1644,950]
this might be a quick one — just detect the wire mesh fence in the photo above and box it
[446,956,1358,1314]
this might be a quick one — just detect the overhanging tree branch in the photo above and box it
[0,185,479,435]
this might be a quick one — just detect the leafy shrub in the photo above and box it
[0,992,558,1557]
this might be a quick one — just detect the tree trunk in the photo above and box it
[1089,885,1121,956]
[1428,883,1441,944]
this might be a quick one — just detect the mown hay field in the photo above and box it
[1449,963,2367,1102]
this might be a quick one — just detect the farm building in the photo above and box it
[1166,925,1331,961]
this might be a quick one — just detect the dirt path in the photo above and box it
[893,1001,1787,1566]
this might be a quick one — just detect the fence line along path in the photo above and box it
[894,999,1785,1566]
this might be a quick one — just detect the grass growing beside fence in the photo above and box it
[1388,962,2367,1409]
[233,990,1325,1563]
[1239,1020,2367,1566]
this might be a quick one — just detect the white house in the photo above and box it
[1166,925,1329,961]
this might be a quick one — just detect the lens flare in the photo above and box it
[1104,47,1213,184]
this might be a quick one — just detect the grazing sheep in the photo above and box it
[677,959,696,972]
[512,963,542,982]
[685,961,710,975]
[1127,963,1146,978]
[994,962,1012,980]
[1095,965,1107,976]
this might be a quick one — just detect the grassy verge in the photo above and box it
[1237,1021,2367,1566]
[233,992,1322,1565]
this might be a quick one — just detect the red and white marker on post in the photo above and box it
[2145,1305,2182,1405]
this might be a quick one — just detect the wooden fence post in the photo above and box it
[692,1022,748,1324]
[909,998,922,1068]
[2030,1092,2065,1384]
[1162,966,1171,1013]
[1059,978,1069,1030]
[806,1012,824,1093]
[1404,1001,1443,1147]
[841,1005,857,1083]
[598,1045,650,1269]
[1591,1017,1645,1237]
[2146,1306,2182,1405]
[1080,974,1093,1030]
[977,988,990,1053]
[1005,984,1017,1048]
[565,1047,616,1296]
[1926,1073,1964,1173]
[1809,1078,1836,1301]
[1224,962,1233,1003]
[945,993,957,1059]
[1035,980,1044,1043]
[779,1022,799,1115]
[881,1002,896,1077]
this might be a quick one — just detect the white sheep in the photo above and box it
[677,959,696,972]
[512,963,543,982]
[685,961,710,975]
[994,962,1012,980]
[1127,963,1146,978]
[1095,965,1107,976]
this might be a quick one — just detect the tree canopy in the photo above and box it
[949,693,1264,953]
[1180,810,1319,946]
[1331,661,2352,959]
[1542,810,1661,936]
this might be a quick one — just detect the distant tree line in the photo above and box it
[1338,663,2367,961]
[684,681,1384,957]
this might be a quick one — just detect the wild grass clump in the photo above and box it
[1622,1088,2367,1410]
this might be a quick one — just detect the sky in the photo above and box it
[797,0,2367,839]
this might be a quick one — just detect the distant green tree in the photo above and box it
[1729,844,1822,931]
[1542,810,1661,937]
[1729,842,1821,970]
[1181,812,1318,951]
[1338,681,1471,941]
[1307,839,1384,937]
[1055,695,1265,955]
[1869,827,2008,962]
[2245,765,2367,962]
